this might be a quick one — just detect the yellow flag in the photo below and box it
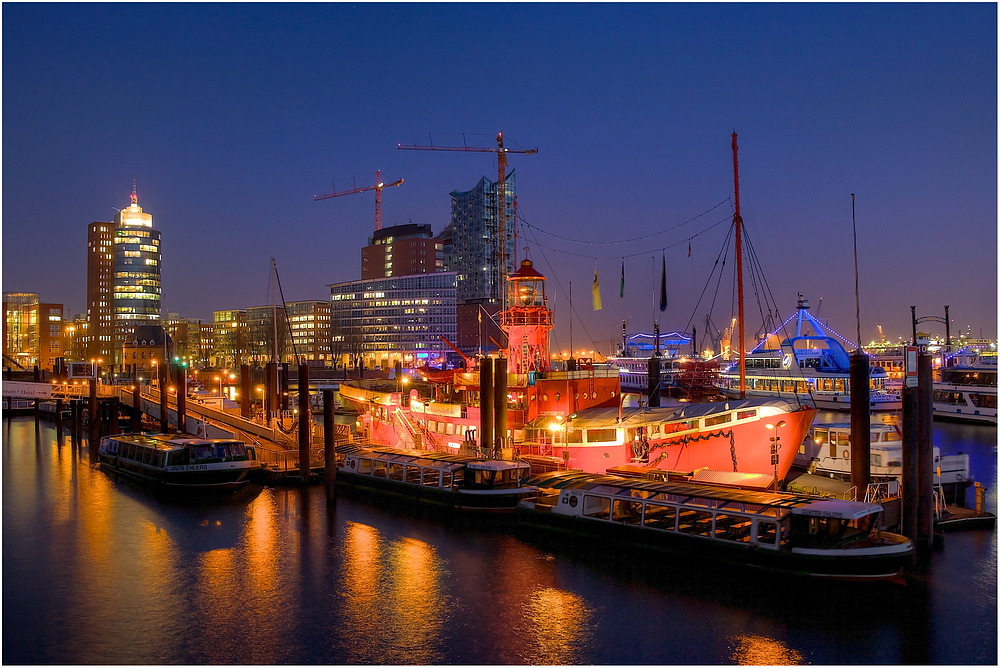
[592,269,602,311]
[478,309,482,323]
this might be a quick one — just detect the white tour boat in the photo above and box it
[933,351,997,424]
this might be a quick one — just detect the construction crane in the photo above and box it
[314,169,403,231]
[398,132,537,302]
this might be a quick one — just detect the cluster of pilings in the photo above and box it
[477,357,510,459]
[849,350,937,551]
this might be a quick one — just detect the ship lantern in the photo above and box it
[508,258,546,307]
[502,258,554,375]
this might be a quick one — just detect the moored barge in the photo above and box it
[337,444,534,512]
[97,433,261,489]
[517,470,914,581]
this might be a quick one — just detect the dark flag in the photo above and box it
[659,254,667,311]
[688,242,691,257]
[620,260,625,298]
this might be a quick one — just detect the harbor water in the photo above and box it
[3,416,996,664]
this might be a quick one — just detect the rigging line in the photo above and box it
[272,261,301,364]
[522,214,732,261]
[524,224,604,357]
[515,197,730,246]
[681,223,733,336]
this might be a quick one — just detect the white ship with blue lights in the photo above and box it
[717,296,901,412]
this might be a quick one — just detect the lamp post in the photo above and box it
[766,419,786,491]
[214,376,221,395]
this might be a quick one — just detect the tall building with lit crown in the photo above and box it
[113,185,161,364]
[361,223,444,279]
[86,221,115,362]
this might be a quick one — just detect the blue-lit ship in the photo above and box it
[717,296,901,411]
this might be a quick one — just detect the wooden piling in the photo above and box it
[298,363,310,482]
[88,378,98,444]
[281,362,290,413]
[110,398,119,435]
[131,385,142,432]
[902,380,919,542]
[849,352,871,497]
[917,352,935,546]
[647,354,661,408]
[55,398,63,431]
[176,365,187,433]
[159,363,168,433]
[479,357,494,457]
[494,356,508,458]
[323,388,336,503]
[34,398,41,425]
[240,364,251,419]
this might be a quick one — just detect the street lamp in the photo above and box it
[214,376,221,395]
[766,420,787,491]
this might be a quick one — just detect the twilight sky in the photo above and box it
[3,3,996,355]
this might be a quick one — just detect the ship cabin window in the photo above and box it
[167,450,190,466]
[756,521,778,545]
[358,458,373,475]
[388,463,404,481]
[427,420,436,432]
[437,422,445,434]
[715,514,753,542]
[582,495,611,519]
[472,469,495,486]
[566,430,583,443]
[141,447,153,465]
[736,409,756,420]
[193,445,214,460]
[405,465,421,482]
[677,509,713,536]
[586,429,616,443]
[445,423,455,435]
[704,413,731,427]
[421,468,440,486]
[643,503,675,530]
[612,499,643,525]
[216,444,231,459]
[372,460,387,477]
[441,472,453,489]
[452,470,464,487]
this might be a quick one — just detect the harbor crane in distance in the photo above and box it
[314,169,403,231]
[398,132,537,302]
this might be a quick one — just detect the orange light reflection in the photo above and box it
[730,634,806,665]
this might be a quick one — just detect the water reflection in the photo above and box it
[526,587,593,665]
[730,634,805,665]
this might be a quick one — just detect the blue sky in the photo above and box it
[3,3,996,354]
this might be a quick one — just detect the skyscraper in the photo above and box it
[113,185,161,365]
[448,171,516,305]
[86,221,115,363]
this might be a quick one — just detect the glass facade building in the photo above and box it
[113,187,161,360]
[329,272,457,369]
[448,172,516,304]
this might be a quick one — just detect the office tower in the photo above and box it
[286,300,332,365]
[113,185,161,364]
[212,310,248,369]
[361,223,444,279]
[86,221,115,363]
[448,171,516,304]
[2,293,63,371]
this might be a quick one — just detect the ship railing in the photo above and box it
[844,486,858,501]
[864,480,899,504]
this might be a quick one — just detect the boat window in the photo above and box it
[442,472,452,489]
[437,422,445,434]
[704,413,731,427]
[215,445,231,459]
[358,458,373,475]
[714,514,752,542]
[388,463,404,481]
[473,470,495,486]
[870,432,880,442]
[405,465,421,482]
[231,443,247,457]
[427,420,436,432]
[612,500,643,525]
[194,445,213,460]
[421,468,440,486]
[565,430,583,443]
[643,503,675,530]
[882,430,901,442]
[445,423,455,435]
[140,447,153,465]
[582,495,611,520]
[452,470,464,487]
[586,428,617,443]
[167,450,190,467]
[677,509,713,536]
[372,460,387,477]
[736,410,756,420]
[756,521,778,545]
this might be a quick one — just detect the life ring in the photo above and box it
[843,449,850,459]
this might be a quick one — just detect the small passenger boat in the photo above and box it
[98,433,261,489]
[336,444,534,512]
[517,470,914,582]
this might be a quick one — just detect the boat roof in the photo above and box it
[338,444,528,470]
[813,422,898,431]
[104,433,243,451]
[789,499,884,520]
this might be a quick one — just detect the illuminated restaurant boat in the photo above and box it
[335,444,534,512]
[339,258,622,458]
[97,433,261,489]
[517,470,914,581]
[717,296,901,412]
[933,351,998,424]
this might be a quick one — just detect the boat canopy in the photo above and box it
[340,444,526,471]
[790,499,882,520]
[553,398,801,431]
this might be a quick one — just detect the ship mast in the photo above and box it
[732,133,746,398]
